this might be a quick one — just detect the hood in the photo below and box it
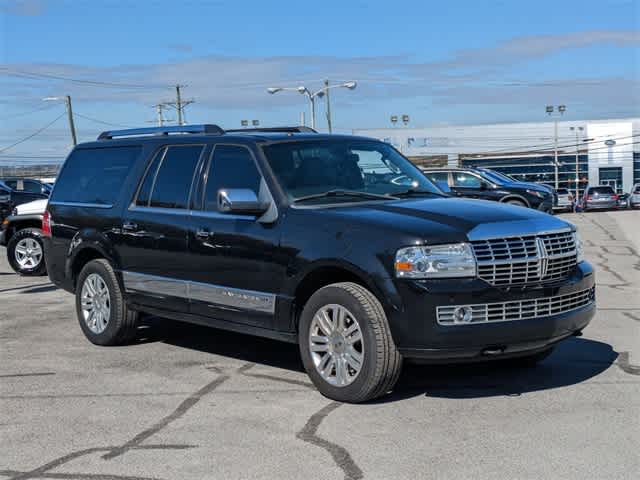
[15,199,47,216]
[322,197,572,243]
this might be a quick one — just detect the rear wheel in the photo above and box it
[76,259,139,346]
[7,228,46,276]
[299,282,402,403]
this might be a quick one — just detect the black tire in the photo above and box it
[508,347,554,367]
[505,199,527,208]
[298,282,402,403]
[7,228,47,276]
[75,259,139,346]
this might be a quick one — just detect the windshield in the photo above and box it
[477,169,512,185]
[262,140,442,203]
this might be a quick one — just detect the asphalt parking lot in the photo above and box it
[1,211,638,480]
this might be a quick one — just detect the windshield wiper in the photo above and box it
[294,189,397,203]
[393,189,448,198]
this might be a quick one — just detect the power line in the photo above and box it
[0,111,66,153]
[0,68,170,89]
[74,112,136,128]
[0,103,57,121]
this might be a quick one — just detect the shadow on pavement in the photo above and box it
[138,317,618,401]
[383,337,618,402]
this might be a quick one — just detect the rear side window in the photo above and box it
[137,145,203,209]
[204,145,261,212]
[51,146,141,205]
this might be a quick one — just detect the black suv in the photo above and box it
[44,125,595,403]
[422,167,554,212]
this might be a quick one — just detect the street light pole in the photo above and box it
[267,81,356,131]
[569,126,584,202]
[44,95,77,146]
[546,104,566,189]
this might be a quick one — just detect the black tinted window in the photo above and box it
[148,145,203,209]
[135,149,164,207]
[452,172,482,188]
[51,146,141,205]
[204,145,261,211]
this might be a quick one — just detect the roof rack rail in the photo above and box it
[98,124,225,140]
[226,126,318,134]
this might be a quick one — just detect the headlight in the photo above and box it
[395,243,476,279]
[574,231,584,263]
[526,189,544,198]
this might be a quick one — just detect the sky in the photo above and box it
[0,0,638,164]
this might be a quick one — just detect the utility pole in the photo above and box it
[164,85,194,126]
[64,95,77,146]
[300,111,306,126]
[324,79,332,133]
[175,85,183,125]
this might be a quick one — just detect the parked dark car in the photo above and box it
[0,178,49,221]
[0,198,48,275]
[44,125,595,403]
[422,167,554,212]
[581,185,618,211]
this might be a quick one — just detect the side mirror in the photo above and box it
[217,188,268,215]
[480,182,489,190]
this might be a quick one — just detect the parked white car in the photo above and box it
[0,199,48,275]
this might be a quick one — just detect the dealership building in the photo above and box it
[354,117,639,197]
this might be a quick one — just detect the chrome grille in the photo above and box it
[437,286,595,325]
[471,230,577,286]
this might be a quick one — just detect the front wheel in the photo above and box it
[76,259,139,346]
[505,199,527,208]
[298,282,402,403]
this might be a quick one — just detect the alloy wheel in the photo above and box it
[309,304,364,387]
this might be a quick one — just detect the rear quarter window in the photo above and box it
[51,146,141,206]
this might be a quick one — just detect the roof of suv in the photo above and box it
[80,125,377,148]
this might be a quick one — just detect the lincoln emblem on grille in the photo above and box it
[536,237,550,278]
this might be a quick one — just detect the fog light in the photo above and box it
[453,306,473,324]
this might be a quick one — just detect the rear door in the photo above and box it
[117,144,205,313]
[186,143,285,329]
[450,171,491,199]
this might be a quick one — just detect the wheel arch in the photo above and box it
[499,194,530,207]
[65,231,121,291]
[289,260,392,332]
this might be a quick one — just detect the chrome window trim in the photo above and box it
[49,201,113,209]
[121,270,275,314]
[127,205,255,221]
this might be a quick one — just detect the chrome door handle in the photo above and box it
[196,228,211,239]
[122,221,138,231]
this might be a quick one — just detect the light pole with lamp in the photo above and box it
[267,80,356,131]
[546,104,566,189]
[43,95,77,146]
[569,126,584,203]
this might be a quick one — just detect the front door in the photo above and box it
[117,144,206,313]
[186,144,285,329]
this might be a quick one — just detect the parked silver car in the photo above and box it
[630,184,640,209]
[581,185,618,211]
[554,188,574,212]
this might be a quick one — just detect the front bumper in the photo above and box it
[0,228,6,246]
[388,261,596,362]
